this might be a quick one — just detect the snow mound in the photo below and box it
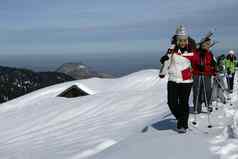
[0,69,169,159]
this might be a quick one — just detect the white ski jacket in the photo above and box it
[160,50,194,83]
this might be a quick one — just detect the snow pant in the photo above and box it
[167,81,192,129]
[227,73,235,91]
[193,75,212,113]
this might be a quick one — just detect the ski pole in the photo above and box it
[201,75,212,128]
[215,77,229,93]
[214,76,231,108]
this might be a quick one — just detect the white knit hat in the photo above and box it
[175,25,187,36]
[229,50,235,55]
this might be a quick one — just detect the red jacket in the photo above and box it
[192,49,216,76]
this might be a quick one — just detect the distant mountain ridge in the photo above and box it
[0,62,113,103]
[56,62,113,79]
[0,65,75,103]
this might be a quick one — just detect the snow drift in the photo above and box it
[1,69,238,159]
[0,69,170,159]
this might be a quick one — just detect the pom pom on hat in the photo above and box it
[175,25,187,36]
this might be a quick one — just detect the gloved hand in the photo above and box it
[160,55,169,64]
[167,48,174,54]
[159,74,165,78]
[197,64,205,72]
[199,48,206,57]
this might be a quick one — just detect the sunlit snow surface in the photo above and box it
[0,69,170,159]
[1,69,238,159]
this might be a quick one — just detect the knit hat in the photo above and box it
[229,50,235,55]
[175,25,187,36]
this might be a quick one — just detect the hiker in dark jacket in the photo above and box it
[211,54,228,104]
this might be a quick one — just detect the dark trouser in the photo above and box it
[227,73,235,91]
[167,81,192,129]
[193,75,212,113]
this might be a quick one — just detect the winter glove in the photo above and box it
[166,48,174,54]
[199,48,206,57]
[197,64,205,72]
[159,74,165,78]
[160,55,169,64]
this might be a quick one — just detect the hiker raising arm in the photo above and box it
[159,25,195,133]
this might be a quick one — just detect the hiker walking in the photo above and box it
[211,54,228,104]
[159,25,195,133]
[192,37,217,114]
[224,50,237,93]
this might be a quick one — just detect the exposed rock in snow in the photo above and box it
[0,65,75,104]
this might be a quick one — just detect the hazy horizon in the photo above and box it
[0,51,161,76]
[0,48,232,76]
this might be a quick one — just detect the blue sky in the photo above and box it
[0,0,238,56]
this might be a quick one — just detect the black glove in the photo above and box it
[167,48,174,54]
[160,55,169,64]
[199,48,206,57]
[159,74,165,78]
[197,64,205,72]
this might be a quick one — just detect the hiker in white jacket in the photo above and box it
[159,25,195,133]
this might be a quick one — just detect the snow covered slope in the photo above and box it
[87,72,238,159]
[1,69,238,159]
[0,69,171,159]
[89,128,215,159]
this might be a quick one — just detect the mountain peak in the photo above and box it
[56,62,113,79]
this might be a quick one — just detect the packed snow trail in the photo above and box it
[89,101,238,159]
[0,69,238,159]
[89,125,215,159]
[89,71,238,159]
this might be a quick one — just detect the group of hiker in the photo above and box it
[159,25,237,133]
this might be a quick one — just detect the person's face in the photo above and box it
[177,36,188,48]
[201,40,211,50]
